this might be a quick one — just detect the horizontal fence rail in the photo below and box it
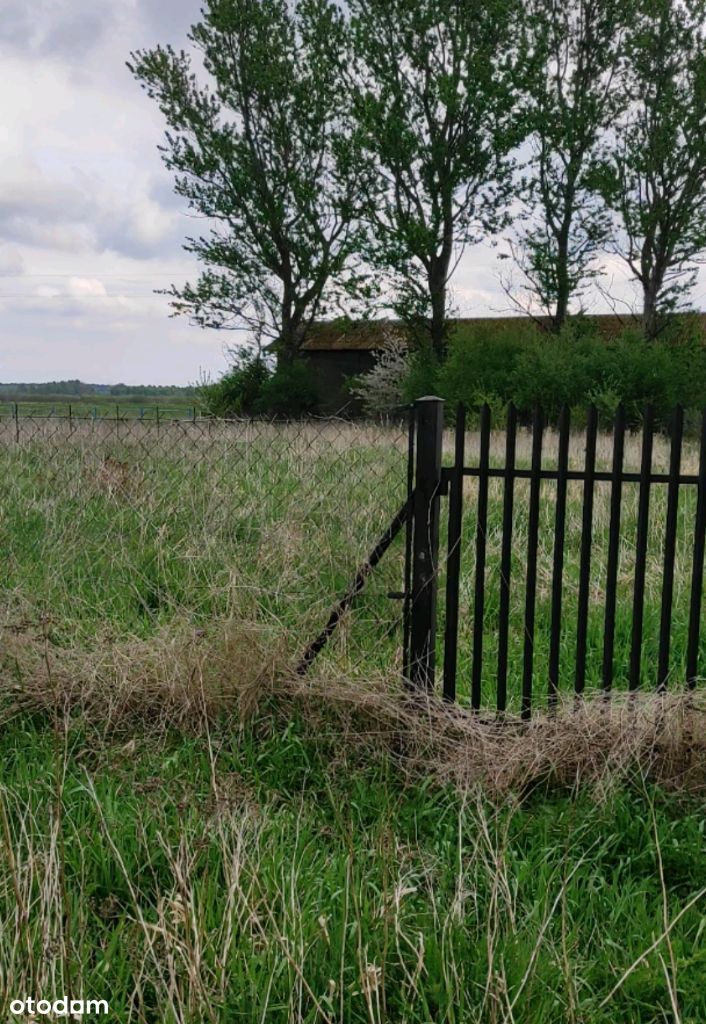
[406,400,706,718]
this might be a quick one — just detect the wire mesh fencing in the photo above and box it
[1,412,411,672]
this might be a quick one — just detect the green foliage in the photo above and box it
[436,321,706,426]
[129,0,370,361]
[515,0,631,328]
[438,321,535,407]
[198,349,319,417]
[197,348,271,417]
[401,348,442,404]
[595,0,706,337]
[348,0,522,358]
[255,361,319,417]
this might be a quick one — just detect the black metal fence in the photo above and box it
[406,398,706,717]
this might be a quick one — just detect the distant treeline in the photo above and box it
[0,381,197,398]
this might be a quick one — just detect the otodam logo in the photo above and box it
[9,997,109,1017]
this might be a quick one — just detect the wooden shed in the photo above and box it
[299,320,392,414]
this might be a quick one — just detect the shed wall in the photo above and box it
[302,350,377,415]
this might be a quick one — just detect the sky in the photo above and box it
[1,1,705,386]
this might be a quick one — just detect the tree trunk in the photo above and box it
[642,278,660,341]
[429,272,447,362]
[553,239,571,333]
[276,287,300,367]
[552,211,572,333]
[428,211,454,361]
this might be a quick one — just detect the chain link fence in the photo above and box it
[1,412,411,673]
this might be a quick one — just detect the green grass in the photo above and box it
[1,713,706,1022]
[2,419,706,1021]
[0,419,409,670]
[2,417,703,704]
[1,396,199,419]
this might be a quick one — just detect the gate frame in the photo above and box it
[407,397,444,691]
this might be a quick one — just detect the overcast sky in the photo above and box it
[1,0,705,386]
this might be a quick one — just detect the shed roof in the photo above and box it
[301,313,706,351]
[301,318,402,351]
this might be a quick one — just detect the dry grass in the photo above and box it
[4,615,706,799]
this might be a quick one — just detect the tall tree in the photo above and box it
[129,0,369,365]
[348,0,521,360]
[512,0,630,331]
[597,0,706,339]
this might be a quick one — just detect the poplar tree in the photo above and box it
[513,0,630,331]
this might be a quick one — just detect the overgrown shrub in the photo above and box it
[401,347,441,404]
[197,348,319,418]
[438,321,534,410]
[435,321,706,429]
[255,361,319,417]
[197,347,270,417]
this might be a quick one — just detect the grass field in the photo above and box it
[2,415,704,704]
[2,418,706,1021]
[0,396,199,420]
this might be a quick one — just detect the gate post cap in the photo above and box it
[415,395,444,403]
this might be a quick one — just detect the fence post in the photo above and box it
[408,396,444,692]
[14,402,19,444]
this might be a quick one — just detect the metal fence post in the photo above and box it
[409,396,444,692]
[14,402,19,444]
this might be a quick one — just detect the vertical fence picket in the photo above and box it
[687,410,706,689]
[443,405,466,702]
[471,404,491,710]
[629,405,655,691]
[602,405,626,693]
[497,403,517,714]
[657,406,683,690]
[522,406,544,720]
[575,406,598,695]
[549,404,571,710]
[402,408,416,683]
[409,397,444,691]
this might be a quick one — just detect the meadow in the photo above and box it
[2,415,706,1021]
[0,396,198,420]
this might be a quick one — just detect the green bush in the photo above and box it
[438,321,534,410]
[197,347,270,417]
[511,331,595,418]
[255,361,319,417]
[435,321,706,429]
[198,350,320,418]
[401,347,441,404]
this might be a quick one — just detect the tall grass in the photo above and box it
[3,418,706,1021]
[2,707,706,1023]
[1,416,703,708]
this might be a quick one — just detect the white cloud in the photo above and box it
[0,246,24,275]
